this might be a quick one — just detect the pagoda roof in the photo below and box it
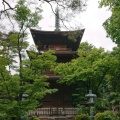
[30,29,85,51]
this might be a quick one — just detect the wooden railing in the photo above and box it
[28,107,77,117]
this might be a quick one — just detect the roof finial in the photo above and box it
[55,6,60,31]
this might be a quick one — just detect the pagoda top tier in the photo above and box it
[30,29,85,51]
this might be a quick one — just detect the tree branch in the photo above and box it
[0,72,12,100]
[95,67,110,93]
[2,0,14,10]
[1,0,15,16]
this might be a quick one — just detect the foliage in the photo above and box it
[0,0,57,119]
[54,42,107,103]
[95,112,109,120]
[95,98,110,111]
[14,0,42,28]
[75,114,90,120]
[99,0,120,46]
[77,104,88,114]
[54,42,120,110]
[94,111,119,120]
[0,36,57,119]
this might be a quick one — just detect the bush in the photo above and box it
[75,114,90,120]
[94,111,115,120]
[30,116,40,120]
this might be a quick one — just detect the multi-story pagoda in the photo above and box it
[29,8,85,120]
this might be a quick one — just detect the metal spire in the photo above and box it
[55,6,60,31]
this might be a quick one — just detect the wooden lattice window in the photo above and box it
[48,45,67,51]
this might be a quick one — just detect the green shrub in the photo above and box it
[30,116,40,120]
[94,111,114,120]
[75,114,90,120]
[95,113,107,120]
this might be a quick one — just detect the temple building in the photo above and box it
[29,7,85,120]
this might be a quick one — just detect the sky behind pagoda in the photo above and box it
[35,0,116,51]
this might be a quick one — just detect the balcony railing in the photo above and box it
[28,107,77,117]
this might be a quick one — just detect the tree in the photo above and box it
[54,42,119,108]
[106,46,120,109]
[54,43,103,104]
[109,47,120,93]
[0,0,57,119]
[0,29,57,120]
[99,0,120,46]
[0,39,57,119]
[54,42,108,91]
[99,0,120,112]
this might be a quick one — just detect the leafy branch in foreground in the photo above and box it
[99,0,120,46]
[0,0,57,119]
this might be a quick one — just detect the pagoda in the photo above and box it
[29,7,85,120]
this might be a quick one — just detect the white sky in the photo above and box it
[32,0,116,51]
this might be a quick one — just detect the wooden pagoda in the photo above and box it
[29,7,85,120]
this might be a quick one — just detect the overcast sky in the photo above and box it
[34,0,116,51]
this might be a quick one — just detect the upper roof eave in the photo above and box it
[30,28,85,34]
[30,28,85,51]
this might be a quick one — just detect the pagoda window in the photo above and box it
[48,45,68,51]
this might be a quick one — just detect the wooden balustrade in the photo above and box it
[28,107,77,117]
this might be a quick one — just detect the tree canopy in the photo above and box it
[0,0,57,119]
[99,0,120,46]
[0,31,57,120]
[54,42,120,108]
